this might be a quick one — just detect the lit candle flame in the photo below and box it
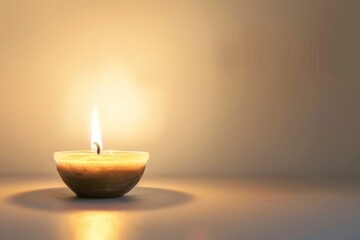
[91,106,103,151]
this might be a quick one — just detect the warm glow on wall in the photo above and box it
[62,66,166,146]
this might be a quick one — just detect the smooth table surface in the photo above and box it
[0,176,360,240]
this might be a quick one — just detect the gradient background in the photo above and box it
[0,0,359,178]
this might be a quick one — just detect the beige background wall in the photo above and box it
[0,0,359,177]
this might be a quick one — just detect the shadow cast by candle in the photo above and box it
[7,186,194,212]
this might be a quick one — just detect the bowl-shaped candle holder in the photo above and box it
[54,151,149,198]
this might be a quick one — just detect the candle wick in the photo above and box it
[93,142,100,155]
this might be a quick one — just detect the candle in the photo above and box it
[54,106,149,198]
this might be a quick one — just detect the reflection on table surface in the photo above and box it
[67,211,123,240]
[1,176,360,240]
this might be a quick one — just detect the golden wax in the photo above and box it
[54,151,149,198]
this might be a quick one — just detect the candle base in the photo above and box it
[54,151,149,198]
[57,166,146,198]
